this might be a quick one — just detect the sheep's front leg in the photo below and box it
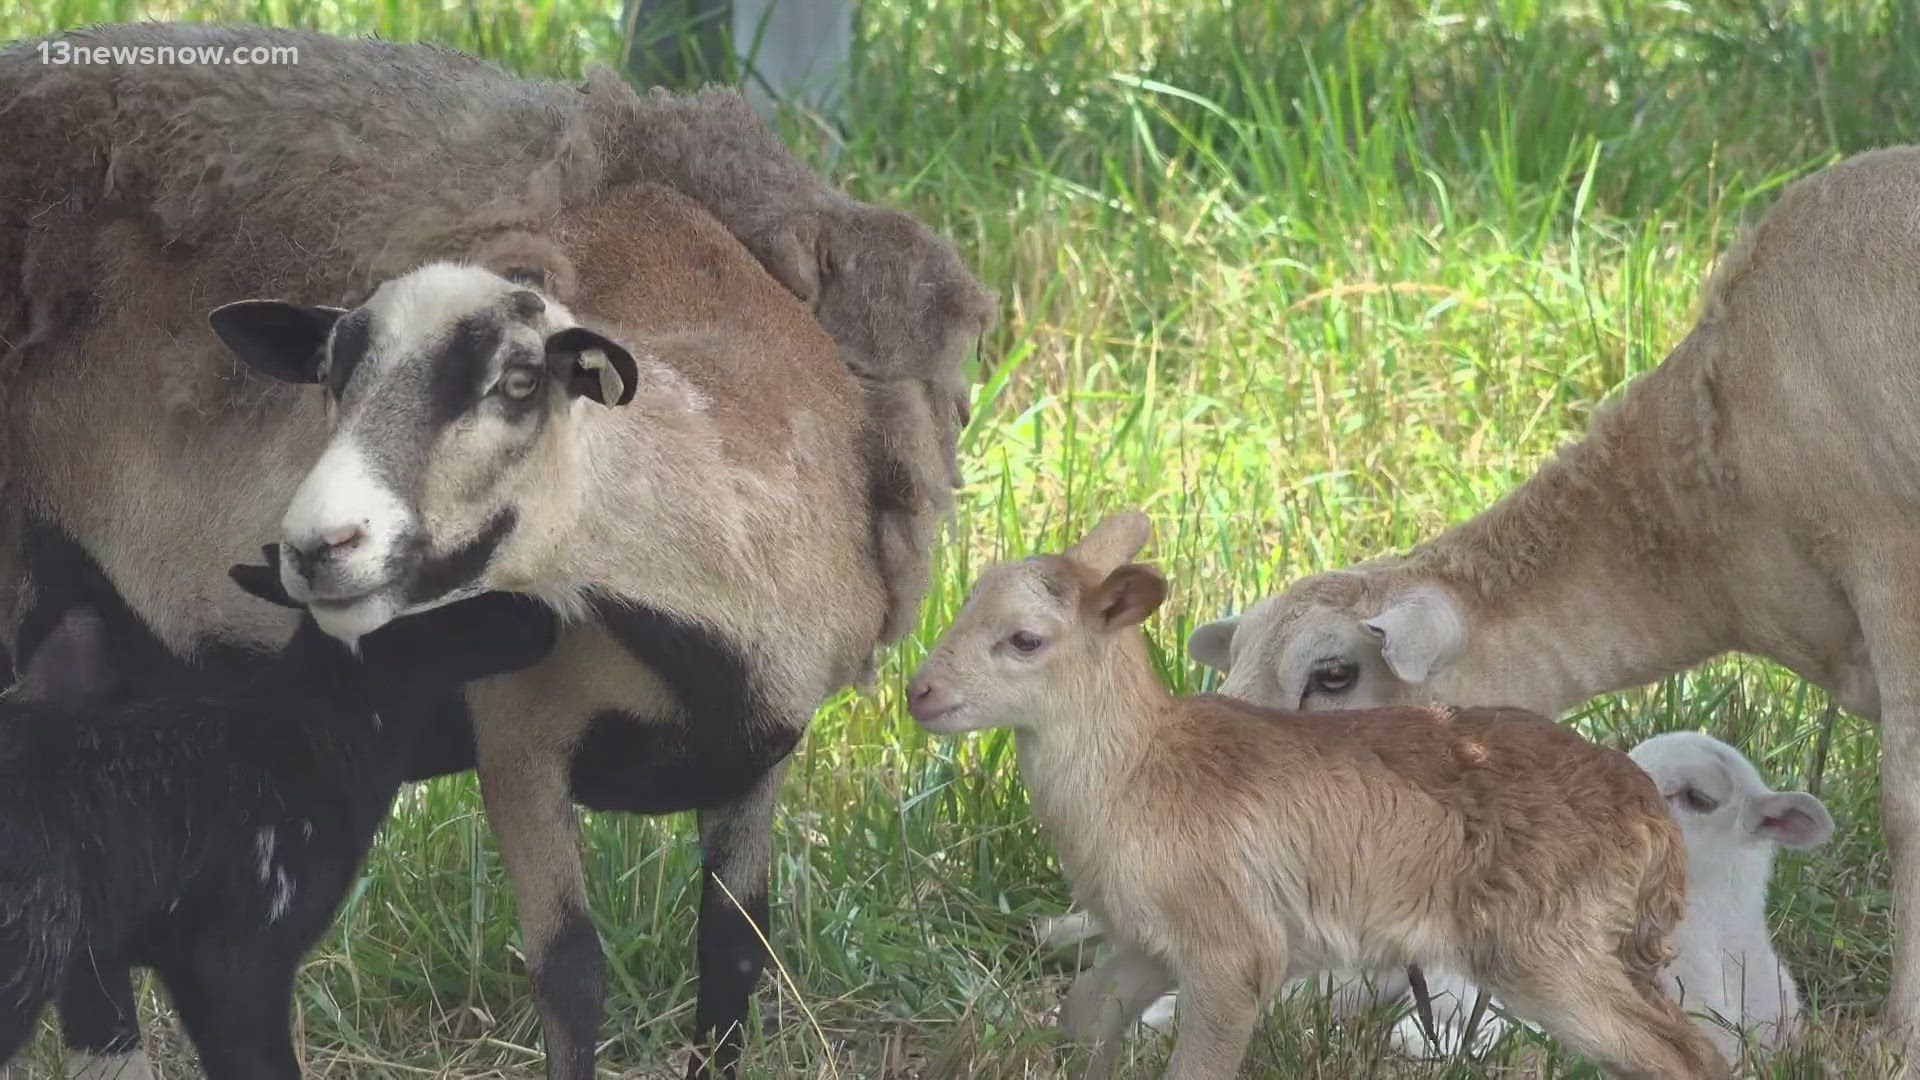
[157,944,301,1080]
[475,724,602,1080]
[1850,566,1920,1050]
[1165,952,1266,1080]
[686,762,786,1080]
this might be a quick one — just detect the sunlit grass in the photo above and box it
[3,0,1911,1074]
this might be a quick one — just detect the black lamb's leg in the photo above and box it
[0,923,66,1074]
[686,762,786,1080]
[159,945,301,1080]
[58,962,153,1080]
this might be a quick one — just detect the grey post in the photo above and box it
[623,0,853,127]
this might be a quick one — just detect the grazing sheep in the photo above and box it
[0,551,557,1079]
[907,511,1729,1080]
[1181,145,1920,1045]
[1,23,992,1078]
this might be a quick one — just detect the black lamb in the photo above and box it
[0,548,558,1077]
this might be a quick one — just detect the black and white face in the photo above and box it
[210,263,638,642]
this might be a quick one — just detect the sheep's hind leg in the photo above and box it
[0,897,75,1074]
[58,963,153,1080]
[1492,953,1729,1080]
[686,762,787,1080]
[0,970,60,1076]
[1060,941,1174,1080]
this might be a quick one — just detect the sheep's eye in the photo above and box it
[1675,787,1720,813]
[1308,661,1359,694]
[499,366,543,400]
[1008,631,1044,655]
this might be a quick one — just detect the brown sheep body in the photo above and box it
[0,22,993,1080]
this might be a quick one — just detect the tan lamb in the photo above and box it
[906,511,1730,1080]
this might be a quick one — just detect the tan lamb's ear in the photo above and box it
[1062,510,1153,578]
[1084,563,1168,631]
[1360,587,1465,685]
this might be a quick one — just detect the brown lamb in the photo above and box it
[908,511,1731,1080]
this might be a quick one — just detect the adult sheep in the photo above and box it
[1184,145,1920,1050]
[0,22,994,1080]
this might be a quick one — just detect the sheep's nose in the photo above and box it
[907,679,957,723]
[321,525,364,551]
[286,525,365,580]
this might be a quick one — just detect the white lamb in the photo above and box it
[1631,732,1833,1058]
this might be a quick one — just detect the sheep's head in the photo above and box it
[907,510,1164,735]
[805,204,996,412]
[1187,567,1470,712]
[210,263,637,642]
[1628,731,1834,854]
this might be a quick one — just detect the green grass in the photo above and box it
[3,0,1914,1075]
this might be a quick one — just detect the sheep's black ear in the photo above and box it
[228,544,301,609]
[545,326,638,406]
[209,300,346,384]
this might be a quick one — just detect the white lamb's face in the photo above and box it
[1628,732,1835,854]
[209,263,639,641]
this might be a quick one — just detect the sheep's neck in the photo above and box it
[514,401,604,579]
[274,646,399,755]
[1437,574,1726,717]
[1409,362,1736,716]
[1685,843,1776,942]
[1013,633,1169,858]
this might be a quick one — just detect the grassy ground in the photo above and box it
[4,0,1917,1075]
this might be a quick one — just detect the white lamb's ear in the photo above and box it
[1746,791,1834,850]
[1188,616,1241,671]
[1360,587,1465,685]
